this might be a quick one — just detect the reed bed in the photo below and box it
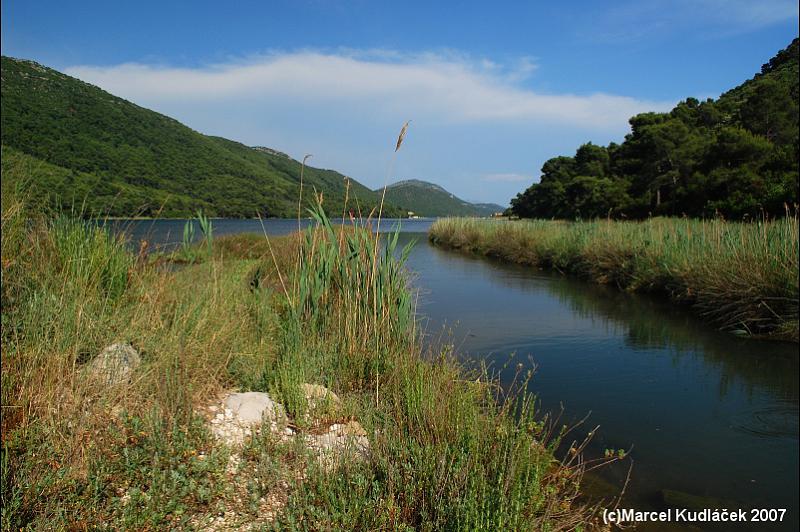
[429,216,799,340]
[2,181,614,529]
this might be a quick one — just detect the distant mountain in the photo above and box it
[0,56,403,218]
[378,179,504,217]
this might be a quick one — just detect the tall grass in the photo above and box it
[1,191,260,528]
[249,200,612,530]
[2,166,615,528]
[429,216,799,340]
[295,202,414,351]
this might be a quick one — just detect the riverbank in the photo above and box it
[1,194,612,529]
[428,217,799,341]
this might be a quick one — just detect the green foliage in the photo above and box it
[89,411,228,529]
[50,216,133,301]
[181,218,196,261]
[0,56,403,219]
[275,391,565,531]
[430,216,799,339]
[511,38,799,220]
[1,410,228,530]
[196,210,214,257]
[176,210,214,263]
[295,202,414,344]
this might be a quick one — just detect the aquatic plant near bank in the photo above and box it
[176,210,214,263]
[2,182,619,529]
[429,216,799,340]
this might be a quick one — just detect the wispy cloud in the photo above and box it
[585,0,798,42]
[696,0,799,28]
[482,173,531,182]
[66,50,670,129]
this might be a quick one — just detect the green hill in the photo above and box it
[510,38,799,219]
[0,56,402,218]
[378,179,504,217]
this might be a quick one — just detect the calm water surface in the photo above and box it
[110,218,798,530]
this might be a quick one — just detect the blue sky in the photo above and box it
[3,1,798,205]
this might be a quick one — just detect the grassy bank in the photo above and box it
[429,217,799,341]
[1,188,615,529]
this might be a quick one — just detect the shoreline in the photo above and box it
[428,217,799,342]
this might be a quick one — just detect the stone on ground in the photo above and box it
[306,420,370,471]
[299,383,341,423]
[207,392,289,447]
[301,383,340,407]
[88,343,140,385]
[224,392,287,425]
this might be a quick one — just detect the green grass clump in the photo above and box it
[248,205,602,530]
[2,173,610,529]
[429,216,799,340]
[1,189,263,528]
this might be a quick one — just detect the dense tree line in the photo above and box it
[511,39,799,220]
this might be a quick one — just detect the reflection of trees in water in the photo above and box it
[435,249,799,513]
[445,247,798,406]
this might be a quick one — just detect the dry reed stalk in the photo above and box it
[257,213,290,303]
[373,121,411,335]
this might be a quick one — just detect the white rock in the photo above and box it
[224,392,286,426]
[306,421,370,471]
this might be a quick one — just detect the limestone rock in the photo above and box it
[306,421,370,471]
[301,383,340,406]
[299,383,341,423]
[224,392,287,426]
[88,343,140,385]
[208,392,288,446]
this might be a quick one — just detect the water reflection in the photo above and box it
[400,234,797,530]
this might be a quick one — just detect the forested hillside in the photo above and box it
[0,56,402,218]
[510,38,799,219]
[380,179,504,217]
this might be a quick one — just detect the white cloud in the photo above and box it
[65,50,670,129]
[482,173,531,182]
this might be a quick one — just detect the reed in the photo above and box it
[429,216,799,340]
[3,195,616,529]
[2,136,617,529]
[249,198,616,530]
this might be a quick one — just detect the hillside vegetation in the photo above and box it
[511,38,799,220]
[0,56,402,218]
[380,179,504,217]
